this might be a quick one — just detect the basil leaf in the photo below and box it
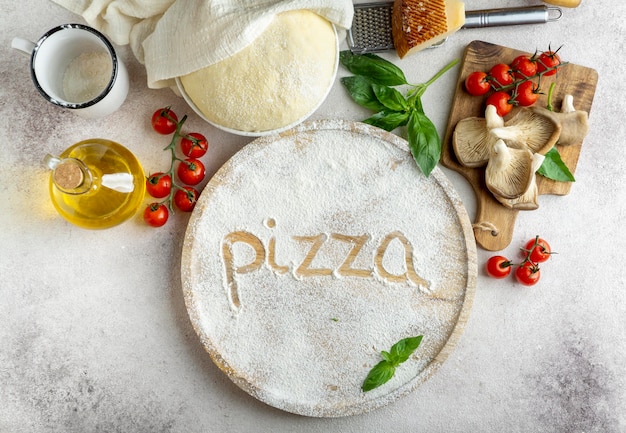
[340,50,408,86]
[363,111,410,132]
[407,108,441,177]
[389,336,423,364]
[362,360,396,392]
[371,83,408,112]
[381,351,393,363]
[362,335,423,392]
[340,76,387,112]
[537,147,575,182]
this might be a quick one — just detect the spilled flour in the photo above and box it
[181,120,476,417]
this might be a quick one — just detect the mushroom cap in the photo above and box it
[453,117,493,167]
[494,153,545,210]
[485,139,535,200]
[491,107,562,155]
[495,183,539,210]
[452,105,505,168]
[531,105,589,146]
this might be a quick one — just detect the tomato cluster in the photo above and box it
[144,107,209,227]
[485,236,554,286]
[464,47,563,117]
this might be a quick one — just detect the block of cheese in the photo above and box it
[392,0,465,58]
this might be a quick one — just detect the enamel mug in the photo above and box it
[12,24,129,119]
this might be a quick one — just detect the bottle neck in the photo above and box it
[45,155,93,195]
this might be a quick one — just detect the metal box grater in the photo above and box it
[346,2,395,54]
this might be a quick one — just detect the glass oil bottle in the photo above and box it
[44,138,145,229]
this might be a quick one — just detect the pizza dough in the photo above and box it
[179,10,337,133]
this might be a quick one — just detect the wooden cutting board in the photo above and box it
[442,40,598,251]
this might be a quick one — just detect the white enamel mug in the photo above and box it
[12,24,129,119]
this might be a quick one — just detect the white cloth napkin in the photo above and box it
[51,0,354,89]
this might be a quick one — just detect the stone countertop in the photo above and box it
[1,1,625,432]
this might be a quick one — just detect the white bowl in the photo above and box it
[175,25,339,138]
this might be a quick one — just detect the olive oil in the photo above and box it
[45,138,145,229]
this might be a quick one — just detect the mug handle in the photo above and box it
[11,37,36,56]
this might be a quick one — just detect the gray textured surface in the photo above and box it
[1,0,625,432]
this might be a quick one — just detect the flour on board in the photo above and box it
[181,120,476,417]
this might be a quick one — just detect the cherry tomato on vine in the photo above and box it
[489,63,514,87]
[515,262,541,286]
[537,50,561,76]
[510,55,537,79]
[181,132,209,158]
[151,107,178,135]
[514,80,540,107]
[486,91,514,117]
[144,203,169,227]
[146,172,172,198]
[174,187,199,212]
[177,158,205,186]
[523,237,552,263]
[464,71,491,96]
[486,255,512,279]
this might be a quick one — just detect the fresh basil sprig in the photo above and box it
[340,50,458,177]
[362,335,423,392]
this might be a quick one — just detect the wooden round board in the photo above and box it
[181,120,477,417]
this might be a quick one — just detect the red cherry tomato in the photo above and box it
[181,132,209,158]
[151,107,178,135]
[486,91,514,117]
[145,172,172,198]
[523,237,552,263]
[174,187,199,212]
[514,80,540,107]
[489,63,514,87]
[464,71,491,96]
[486,255,512,279]
[515,262,541,286]
[143,203,169,227]
[537,50,561,76]
[177,158,205,186]
[510,55,537,79]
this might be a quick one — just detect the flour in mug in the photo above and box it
[62,51,112,103]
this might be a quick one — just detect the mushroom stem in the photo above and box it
[561,94,576,113]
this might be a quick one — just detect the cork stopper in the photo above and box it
[53,159,85,190]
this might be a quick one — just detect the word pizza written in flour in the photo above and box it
[221,218,431,310]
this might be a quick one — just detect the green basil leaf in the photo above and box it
[340,50,408,86]
[363,111,410,132]
[340,76,387,112]
[380,351,393,363]
[537,147,575,182]
[407,108,441,177]
[362,360,396,392]
[371,83,408,112]
[389,336,423,364]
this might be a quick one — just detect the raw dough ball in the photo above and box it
[180,10,337,133]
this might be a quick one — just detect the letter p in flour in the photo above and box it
[221,231,265,311]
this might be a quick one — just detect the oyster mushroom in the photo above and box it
[485,139,535,200]
[531,94,589,146]
[495,152,545,210]
[453,104,504,168]
[490,107,562,155]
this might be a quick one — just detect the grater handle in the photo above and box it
[463,5,562,28]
